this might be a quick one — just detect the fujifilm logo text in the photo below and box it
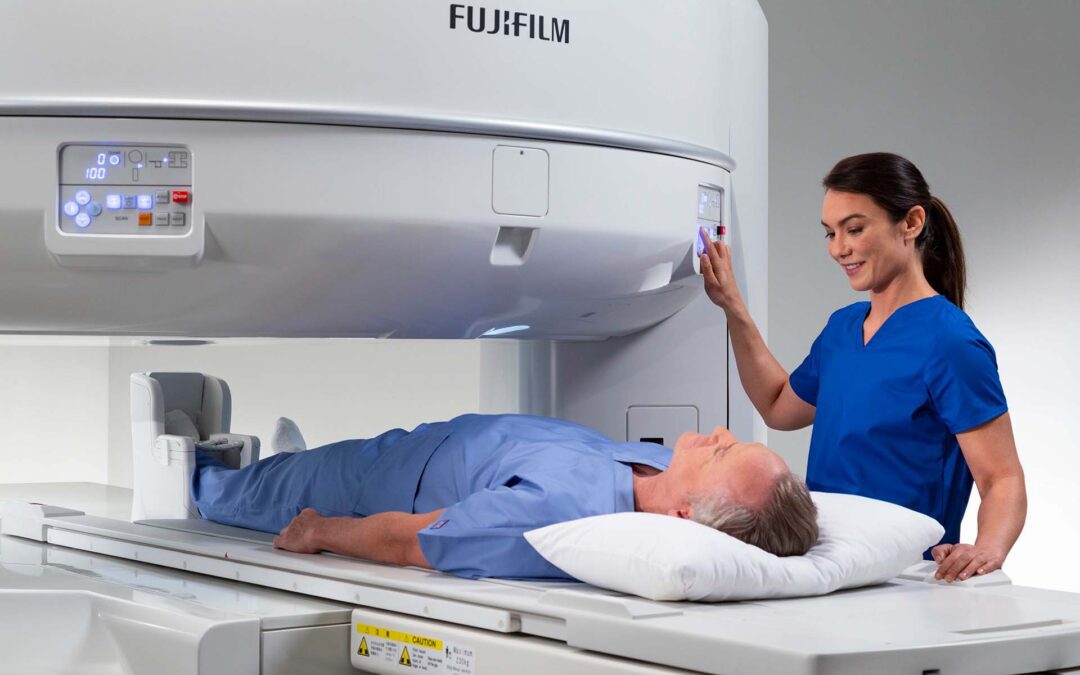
[449,4,570,44]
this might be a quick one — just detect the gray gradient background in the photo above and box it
[760,0,1079,591]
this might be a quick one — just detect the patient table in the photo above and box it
[4,484,1080,675]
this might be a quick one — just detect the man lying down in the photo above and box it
[192,414,819,579]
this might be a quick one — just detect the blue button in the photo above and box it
[74,213,91,228]
[87,202,103,216]
[74,190,91,205]
[123,195,136,209]
[136,194,154,210]
[105,194,122,210]
[63,201,79,217]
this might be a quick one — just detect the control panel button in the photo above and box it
[123,195,136,209]
[105,194,122,210]
[87,202,102,216]
[155,213,170,226]
[171,190,190,204]
[75,213,91,228]
[138,212,153,226]
[63,201,79,217]
[136,194,154,210]
[155,190,170,205]
[74,189,91,206]
[170,212,186,227]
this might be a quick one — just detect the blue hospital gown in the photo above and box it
[192,414,671,578]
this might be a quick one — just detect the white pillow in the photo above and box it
[523,492,944,602]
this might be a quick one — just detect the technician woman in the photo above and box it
[700,152,1026,581]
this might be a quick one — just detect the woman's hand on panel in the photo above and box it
[931,542,1005,582]
[699,228,744,313]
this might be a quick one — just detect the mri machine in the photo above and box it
[1,1,1079,673]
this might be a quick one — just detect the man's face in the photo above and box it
[670,427,789,515]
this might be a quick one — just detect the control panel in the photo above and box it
[695,184,725,257]
[58,144,192,235]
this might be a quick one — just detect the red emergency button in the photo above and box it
[171,190,190,204]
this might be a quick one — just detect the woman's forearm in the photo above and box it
[974,473,1027,562]
[700,237,809,429]
[725,303,795,426]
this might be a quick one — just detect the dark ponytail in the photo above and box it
[823,153,967,309]
[921,196,966,310]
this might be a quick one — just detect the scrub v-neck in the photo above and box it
[859,295,941,349]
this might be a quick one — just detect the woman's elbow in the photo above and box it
[762,409,812,432]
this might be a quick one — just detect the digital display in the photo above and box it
[82,151,124,181]
[60,145,190,186]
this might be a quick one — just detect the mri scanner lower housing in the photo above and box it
[3,498,1080,675]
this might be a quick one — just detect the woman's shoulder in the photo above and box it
[920,297,997,354]
[922,296,984,332]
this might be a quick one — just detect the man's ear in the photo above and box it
[668,507,692,520]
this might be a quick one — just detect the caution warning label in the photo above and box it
[352,622,476,674]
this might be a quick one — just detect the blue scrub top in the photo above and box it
[790,296,1007,548]
[193,414,671,580]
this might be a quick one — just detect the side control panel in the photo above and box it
[695,184,725,254]
[693,183,726,275]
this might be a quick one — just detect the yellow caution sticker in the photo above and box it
[356,623,444,652]
[351,621,475,674]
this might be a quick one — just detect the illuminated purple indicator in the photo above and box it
[105,194,122,210]
[136,194,153,210]
[74,190,91,205]
[163,157,169,164]
[74,213,91,228]
[62,201,79,217]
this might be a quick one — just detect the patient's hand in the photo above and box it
[931,543,1004,582]
[273,508,325,554]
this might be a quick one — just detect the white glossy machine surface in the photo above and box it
[2,1,1079,674]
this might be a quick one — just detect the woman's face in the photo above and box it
[820,190,915,294]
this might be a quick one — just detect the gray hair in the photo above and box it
[691,472,819,557]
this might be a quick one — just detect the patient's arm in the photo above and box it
[273,508,444,568]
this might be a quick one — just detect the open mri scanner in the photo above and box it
[1,1,1079,673]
